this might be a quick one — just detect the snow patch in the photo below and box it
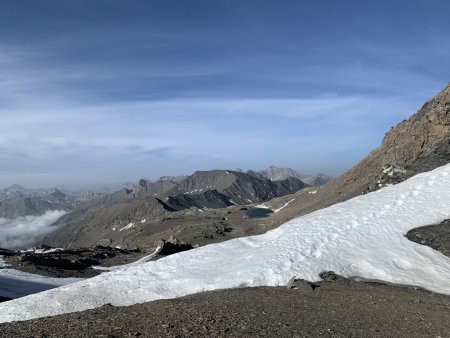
[255,204,269,209]
[93,246,161,272]
[21,248,64,254]
[274,199,295,212]
[118,223,135,232]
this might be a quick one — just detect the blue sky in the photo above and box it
[0,0,449,188]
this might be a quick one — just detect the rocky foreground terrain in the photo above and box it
[2,246,146,278]
[1,275,449,337]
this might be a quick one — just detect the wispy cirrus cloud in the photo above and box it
[0,91,424,187]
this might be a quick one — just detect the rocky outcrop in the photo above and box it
[3,246,143,278]
[406,220,450,258]
[157,236,196,256]
[360,83,450,192]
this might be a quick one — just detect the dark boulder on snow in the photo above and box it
[319,271,340,282]
[157,236,195,256]
[0,248,16,257]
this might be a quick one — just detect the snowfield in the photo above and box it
[2,164,450,322]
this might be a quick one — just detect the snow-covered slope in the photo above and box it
[2,164,450,323]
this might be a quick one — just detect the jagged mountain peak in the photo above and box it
[156,175,186,183]
[42,188,65,196]
[259,165,304,181]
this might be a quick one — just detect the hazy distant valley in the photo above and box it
[0,166,330,251]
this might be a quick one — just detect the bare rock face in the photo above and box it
[334,83,450,196]
[373,83,450,167]
[361,83,450,192]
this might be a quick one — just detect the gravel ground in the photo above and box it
[1,277,449,338]
[407,219,450,258]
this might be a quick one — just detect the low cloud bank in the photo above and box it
[0,210,66,250]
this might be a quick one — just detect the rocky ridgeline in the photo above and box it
[40,169,309,249]
[132,169,308,206]
[362,83,450,192]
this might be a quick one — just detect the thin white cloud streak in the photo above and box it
[0,93,419,190]
[0,210,67,250]
[276,65,444,97]
[0,95,416,156]
[0,42,227,108]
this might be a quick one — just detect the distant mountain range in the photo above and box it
[40,169,309,247]
[0,187,80,219]
[1,165,329,248]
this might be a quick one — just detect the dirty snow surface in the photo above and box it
[2,164,450,322]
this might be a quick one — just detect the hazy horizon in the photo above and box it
[1,1,449,188]
[1,164,330,191]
